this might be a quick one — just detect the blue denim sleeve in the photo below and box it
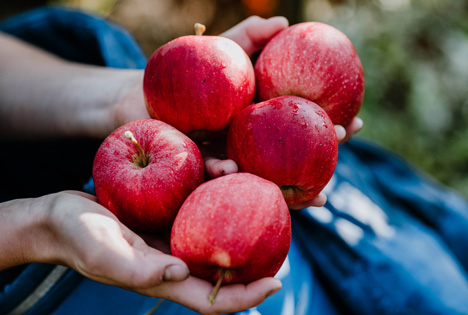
[348,139,468,271]
[0,6,147,69]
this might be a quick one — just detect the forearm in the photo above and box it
[0,32,143,140]
[0,195,56,270]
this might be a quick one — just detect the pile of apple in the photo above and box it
[92,22,364,303]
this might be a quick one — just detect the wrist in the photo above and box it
[0,194,59,269]
[76,68,147,138]
[109,69,147,133]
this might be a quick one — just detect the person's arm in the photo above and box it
[0,32,147,140]
[0,191,281,315]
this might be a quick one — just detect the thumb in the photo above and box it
[116,227,190,289]
[80,222,189,290]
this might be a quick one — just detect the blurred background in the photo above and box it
[1,0,468,199]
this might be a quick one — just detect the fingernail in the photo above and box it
[163,265,189,281]
[266,286,281,298]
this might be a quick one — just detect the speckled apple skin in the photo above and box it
[255,22,365,127]
[92,119,204,233]
[144,35,255,133]
[171,173,291,285]
[226,96,338,207]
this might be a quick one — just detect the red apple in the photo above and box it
[226,95,338,207]
[171,172,291,303]
[255,22,365,127]
[143,23,255,134]
[92,119,204,233]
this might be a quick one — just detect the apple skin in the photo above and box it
[226,95,338,207]
[170,172,291,285]
[255,22,365,127]
[143,34,255,133]
[92,119,204,233]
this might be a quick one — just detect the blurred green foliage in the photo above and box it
[302,0,468,198]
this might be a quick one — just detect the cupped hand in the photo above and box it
[45,191,281,314]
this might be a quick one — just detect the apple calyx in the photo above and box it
[194,23,206,36]
[124,130,150,168]
[208,268,232,305]
[280,185,301,199]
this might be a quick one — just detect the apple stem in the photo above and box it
[208,268,226,305]
[124,130,149,167]
[194,23,206,36]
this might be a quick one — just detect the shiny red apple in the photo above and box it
[226,95,338,207]
[171,172,291,304]
[143,24,255,133]
[255,22,365,127]
[92,119,204,233]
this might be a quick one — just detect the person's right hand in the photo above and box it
[1,191,281,315]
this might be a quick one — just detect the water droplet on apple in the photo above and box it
[292,104,299,114]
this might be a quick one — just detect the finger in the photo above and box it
[289,192,327,210]
[221,16,289,56]
[151,276,282,315]
[245,16,289,52]
[339,117,363,144]
[204,157,238,178]
[346,116,363,137]
[113,227,190,286]
[209,277,282,314]
[335,117,363,144]
[334,125,346,143]
[89,243,189,289]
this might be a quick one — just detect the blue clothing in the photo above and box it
[1,7,468,315]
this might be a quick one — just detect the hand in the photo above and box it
[40,191,281,314]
